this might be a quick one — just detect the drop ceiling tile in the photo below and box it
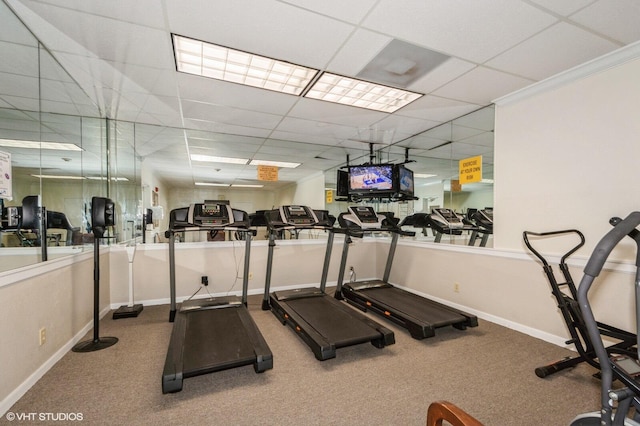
[181,100,283,130]
[362,0,558,63]
[177,73,299,116]
[325,29,392,76]
[527,0,595,16]
[18,0,167,29]
[288,98,388,129]
[277,0,378,24]
[166,0,355,69]
[570,0,640,44]
[276,117,356,140]
[486,22,620,80]
[395,95,480,124]
[0,42,39,77]
[432,66,535,105]
[269,130,349,146]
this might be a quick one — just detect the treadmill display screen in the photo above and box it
[191,203,231,226]
[202,204,222,217]
[282,205,315,225]
[351,206,378,223]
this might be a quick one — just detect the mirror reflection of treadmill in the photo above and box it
[261,205,394,360]
[162,202,272,394]
[335,206,478,339]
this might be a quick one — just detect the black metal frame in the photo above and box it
[523,229,637,378]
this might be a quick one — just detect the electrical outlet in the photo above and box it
[454,283,460,293]
[39,327,46,346]
[249,272,253,280]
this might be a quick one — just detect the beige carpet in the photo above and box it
[5,296,602,425]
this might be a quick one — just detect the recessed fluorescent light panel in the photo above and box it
[0,139,82,151]
[414,173,437,178]
[195,182,229,187]
[304,72,423,113]
[249,159,300,168]
[190,154,249,165]
[232,184,264,188]
[173,34,319,95]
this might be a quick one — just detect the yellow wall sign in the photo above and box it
[459,155,482,184]
[257,165,278,181]
[326,189,333,204]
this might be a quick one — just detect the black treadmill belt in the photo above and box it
[182,307,256,375]
[284,296,381,346]
[359,285,466,327]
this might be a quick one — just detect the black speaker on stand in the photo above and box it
[72,196,118,352]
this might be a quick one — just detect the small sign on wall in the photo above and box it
[0,150,12,199]
[326,189,333,204]
[459,155,482,184]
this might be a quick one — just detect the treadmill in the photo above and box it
[162,202,273,394]
[334,206,478,339]
[467,208,493,247]
[261,205,394,361]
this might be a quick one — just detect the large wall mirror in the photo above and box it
[323,105,494,246]
[0,0,494,275]
[0,2,141,272]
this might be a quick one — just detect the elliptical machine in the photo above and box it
[570,212,640,425]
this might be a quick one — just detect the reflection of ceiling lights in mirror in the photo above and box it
[173,34,318,96]
[31,175,129,181]
[190,154,249,164]
[249,159,300,168]
[195,182,229,187]
[0,139,82,151]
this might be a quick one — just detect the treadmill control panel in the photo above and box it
[188,203,234,227]
[431,208,464,229]
[343,206,385,230]
[279,205,318,226]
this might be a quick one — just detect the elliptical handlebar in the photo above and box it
[522,229,585,267]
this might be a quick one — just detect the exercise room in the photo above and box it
[1,1,640,425]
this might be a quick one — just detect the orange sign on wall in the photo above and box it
[257,165,278,181]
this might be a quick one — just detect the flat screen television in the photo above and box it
[348,164,395,196]
[397,164,414,197]
[336,169,349,197]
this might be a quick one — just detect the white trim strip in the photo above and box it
[494,40,640,107]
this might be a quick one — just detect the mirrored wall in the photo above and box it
[0,0,494,275]
[323,105,495,246]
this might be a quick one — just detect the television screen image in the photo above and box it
[397,165,414,196]
[349,165,394,192]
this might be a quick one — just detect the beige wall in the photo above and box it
[0,250,110,414]
[494,55,640,258]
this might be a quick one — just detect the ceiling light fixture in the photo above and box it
[194,182,230,187]
[173,34,319,95]
[304,72,423,113]
[414,173,438,178]
[231,184,264,188]
[190,154,249,165]
[249,159,300,168]
[0,139,82,151]
[31,175,129,181]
